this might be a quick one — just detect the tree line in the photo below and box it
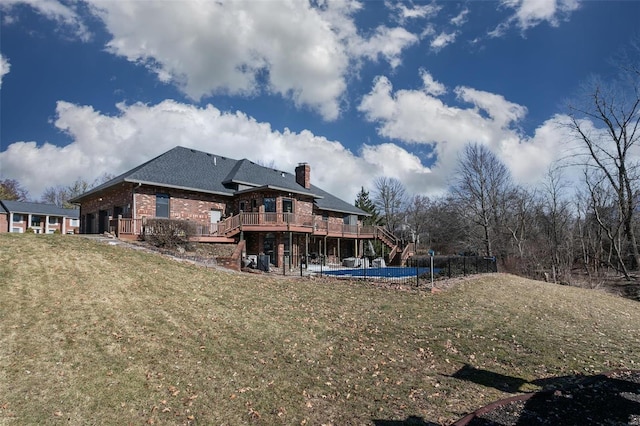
[0,174,113,208]
[356,43,640,286]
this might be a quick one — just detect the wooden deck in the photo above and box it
[110,213,381,240]
[108,214,407,264]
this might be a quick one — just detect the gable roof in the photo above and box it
[223,158,321,196]
[72,146,366,216]
[0,200,80,218]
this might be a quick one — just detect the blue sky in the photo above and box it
[1,0,638,203]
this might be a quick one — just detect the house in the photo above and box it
[71,146,403,267]
[0,200,80,234]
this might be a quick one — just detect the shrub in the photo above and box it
[143,219,195,249]
[25,227,35,234]
[53,229,61,235]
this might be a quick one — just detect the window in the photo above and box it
[239,201,246,212]
[251,199,257,210]
[13,213,23,222]
[11,227,22,233]
[156,194,170,218]
[343,214,357,225]
[69,219,79,227]
[31,215,42,227]
[264,197,276,213]
[49,216,59,225]
[282,199,293,213]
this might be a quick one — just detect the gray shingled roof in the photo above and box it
[0,200,80,218]
[72,146,366,216]
[223,158,319,196]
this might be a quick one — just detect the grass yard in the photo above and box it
[1,234,639,425]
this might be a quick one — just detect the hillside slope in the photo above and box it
[1,234,639,425]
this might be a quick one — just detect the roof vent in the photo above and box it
[281,172,285,177]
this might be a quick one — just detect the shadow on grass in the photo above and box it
[450,364,592,394]
[451,364,530,393]
[373,416,440,426]
[449,365,640,425]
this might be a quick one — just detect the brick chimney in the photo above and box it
[295,163,311,189]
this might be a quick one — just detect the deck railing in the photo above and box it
[111,213,382,239]
[110,218,143,236]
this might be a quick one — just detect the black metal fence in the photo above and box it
[286,255,497,286]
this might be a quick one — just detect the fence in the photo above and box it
[280,255,497,286]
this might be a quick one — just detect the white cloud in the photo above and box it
[354,26,419,69]
[454,86,527,128]
[420,69,446,96]
[0,54,10,87]
[0,100,432,201]
[420,24,436,39]
[81,0,420,121]
[490,0,580,36]
[450,8,469,26]
[360,143,435,192]
[386,1,441,23]
[0,0,90,41]
[502,115,573,184]
[430,31,458,51]
[86,0,348,120]
[514,0,580,30]
[3,0,422,120]
[358,72,580,191]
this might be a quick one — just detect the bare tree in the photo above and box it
[0,179,29,201]
[41,186,69,207]
[41,174,113,208]
[503,186,536,259]
[584,167,632,277]
[538,165,575,282]
[372,176,406,235]
[404,194,430,249]
[452,143,512,257]
[566,47,640,276]
[424,195,470,255]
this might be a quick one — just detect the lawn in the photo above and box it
[1,234,639,425]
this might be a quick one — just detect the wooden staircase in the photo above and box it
[374,226,414,266]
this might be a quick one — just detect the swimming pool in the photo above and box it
[320,266,438,278]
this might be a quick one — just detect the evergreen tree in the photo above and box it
[354,186,380,226]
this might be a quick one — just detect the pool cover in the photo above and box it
[321,266,438,278]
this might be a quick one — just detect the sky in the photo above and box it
[0,0,639,204]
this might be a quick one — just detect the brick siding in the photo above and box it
[81,183,135,218]
[134,186,228,225]
[0,213,7,233]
